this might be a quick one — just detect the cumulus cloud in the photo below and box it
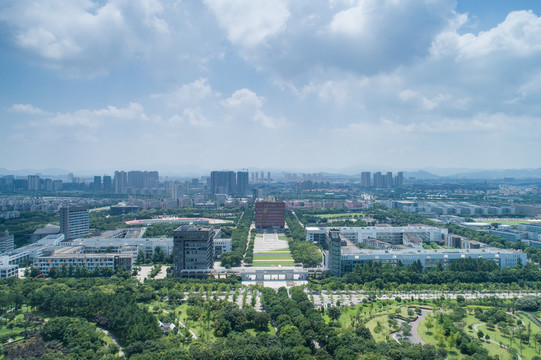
[433,10,541,60]
[27,102,148,129]
[204,0,290,47]
[152,78,219,108]
[222,89,287,128]
[214,0,458,79]
[0,0,222,79]
[10,104,48,115]
[169,108,212,127]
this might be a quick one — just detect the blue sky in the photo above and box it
[1,0,541,175]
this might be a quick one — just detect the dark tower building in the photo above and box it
[173,225,214,277]
[255,196,285,232]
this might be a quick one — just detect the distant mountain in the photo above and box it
[448,168,541,179]
[0,168,70,176]
[403,170,440,180]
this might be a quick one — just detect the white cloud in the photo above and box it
[170,108,212,127]
[0,0,215,79]
[28,102,148,129]
[222,89,287,128]
[10,104,48,115]
[341,113,518,135]
[153,78,218,108]
[228,0,458,79]
[432,10,541,60]
[204,0,290,47]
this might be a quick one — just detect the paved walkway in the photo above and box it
[410,309,429,344]
[135,265,153,283]
[253,234,289,253]
[97,326,124,357]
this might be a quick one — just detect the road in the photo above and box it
[410,309,429,344]
[97,326,124,357]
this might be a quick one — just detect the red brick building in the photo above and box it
[255,197,285,232]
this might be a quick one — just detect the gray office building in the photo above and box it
[173,225,214,277]
[0,231,14,254]
[59,206,90,240]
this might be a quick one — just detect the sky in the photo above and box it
[1,0,541,175]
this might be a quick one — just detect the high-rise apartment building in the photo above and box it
[173,225,214,277]
[255,196,285,232]
[236,171,249,196]
[209,171,237,195]
[59,206,90,240]
[27,175,40,191]
[360,172,371,187]
[373,172,383,188]
[385,172,393,188]
[395,172,404,187]
[114,171,128,194]
[103,176,112,192]
[0,231,14,254]
[127,171,159,190]
[93,176,102,191]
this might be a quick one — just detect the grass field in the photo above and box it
[475,220,529,225]
[252,247,295,267]
[314,212,365,219]
[417,312,516,360]
[251,262,296,267]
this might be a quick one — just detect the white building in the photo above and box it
[34,246,132,276]
[66,237,173,258]
[0,264,18,278]
[325,232,527,276]
[306,225,447,245]
[214,238,232,258]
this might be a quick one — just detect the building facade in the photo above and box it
[59,206,90,240]
[306,226,447,244]
[0,265,18,278]
[255,197,286,232]
[0,231,14,254]
[34,246,132,276]
[173,225,214,277]
[324,232,526,276]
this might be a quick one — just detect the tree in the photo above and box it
[328,306,341,321]
[253,311,270,331]
[152,246,165,264]
[402,323,412,337]
[136,250,146,265]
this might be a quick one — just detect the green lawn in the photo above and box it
[252,247,294,267]
[251,262,296,267]
[418,312,516,360]
[365,315,394,342]
[477,220,529,225]
[314,212,365,219]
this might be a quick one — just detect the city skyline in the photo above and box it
[2,1,541,172]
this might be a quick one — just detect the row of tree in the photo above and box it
[285,211,322,267]
[221,209,254,268]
